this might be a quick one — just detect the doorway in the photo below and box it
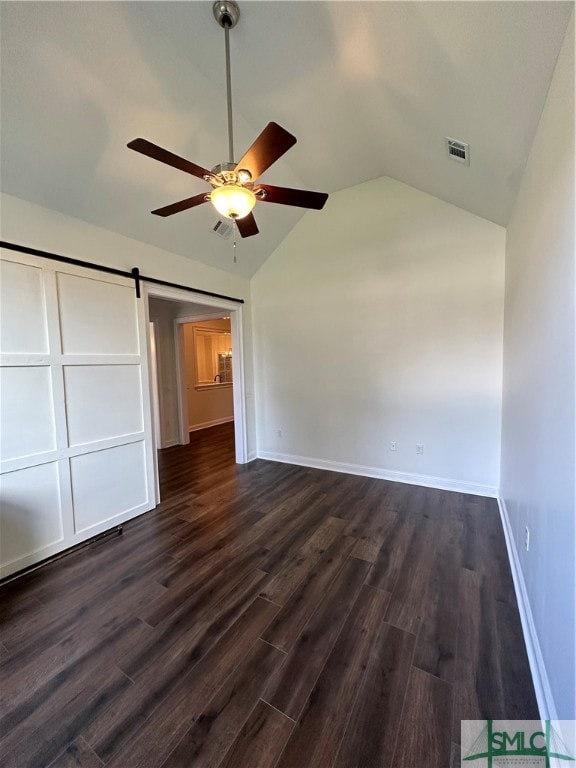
[179,317,234,434]
[144,284,247,504]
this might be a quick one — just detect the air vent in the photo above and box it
[211,219,233,239]
[445,137,470,166]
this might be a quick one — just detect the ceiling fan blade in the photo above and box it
[235,212,259,238]
[151,193,209,217]
[235,123,297,180]
[128,138,212,180]
[256,184,328,210]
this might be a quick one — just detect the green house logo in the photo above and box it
[463,720,575,767]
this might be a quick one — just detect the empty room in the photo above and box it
[0,2,574,767]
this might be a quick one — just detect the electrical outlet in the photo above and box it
[390,441,397,451]
[416,444,424,455]
[524,526,530,551]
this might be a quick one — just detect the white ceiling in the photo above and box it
[1,2,572,277]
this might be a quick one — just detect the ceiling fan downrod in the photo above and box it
[213,1,240,165]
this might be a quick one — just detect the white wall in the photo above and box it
[501,14,575,719]
[148,298,180,446]
[0,193,256,455]
[252,176,505,494]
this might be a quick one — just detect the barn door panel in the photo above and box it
[0,249,155,578]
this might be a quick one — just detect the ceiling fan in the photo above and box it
[128,0,328,239]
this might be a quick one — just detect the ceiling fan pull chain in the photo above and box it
[232,218,238,263]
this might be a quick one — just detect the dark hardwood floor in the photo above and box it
[0,423,538,767]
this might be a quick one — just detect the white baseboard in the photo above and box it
[189,417,234,432]
[256,450,497,498]
[163,438,179,448]
[247,451,258,462]
[497,494,558,721]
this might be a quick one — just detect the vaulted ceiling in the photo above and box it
[1,2,572,277]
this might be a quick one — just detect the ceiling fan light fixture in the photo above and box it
[210,183,256,220]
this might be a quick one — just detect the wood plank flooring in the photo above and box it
[0,423,538,768]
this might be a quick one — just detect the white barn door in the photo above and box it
[0,249,156,579]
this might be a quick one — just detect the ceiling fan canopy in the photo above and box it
[127,0,328,239]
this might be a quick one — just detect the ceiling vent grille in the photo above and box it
[445,137,470,166]
[211,219,233,239]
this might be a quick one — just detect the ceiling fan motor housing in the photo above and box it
[208,163,253,188]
